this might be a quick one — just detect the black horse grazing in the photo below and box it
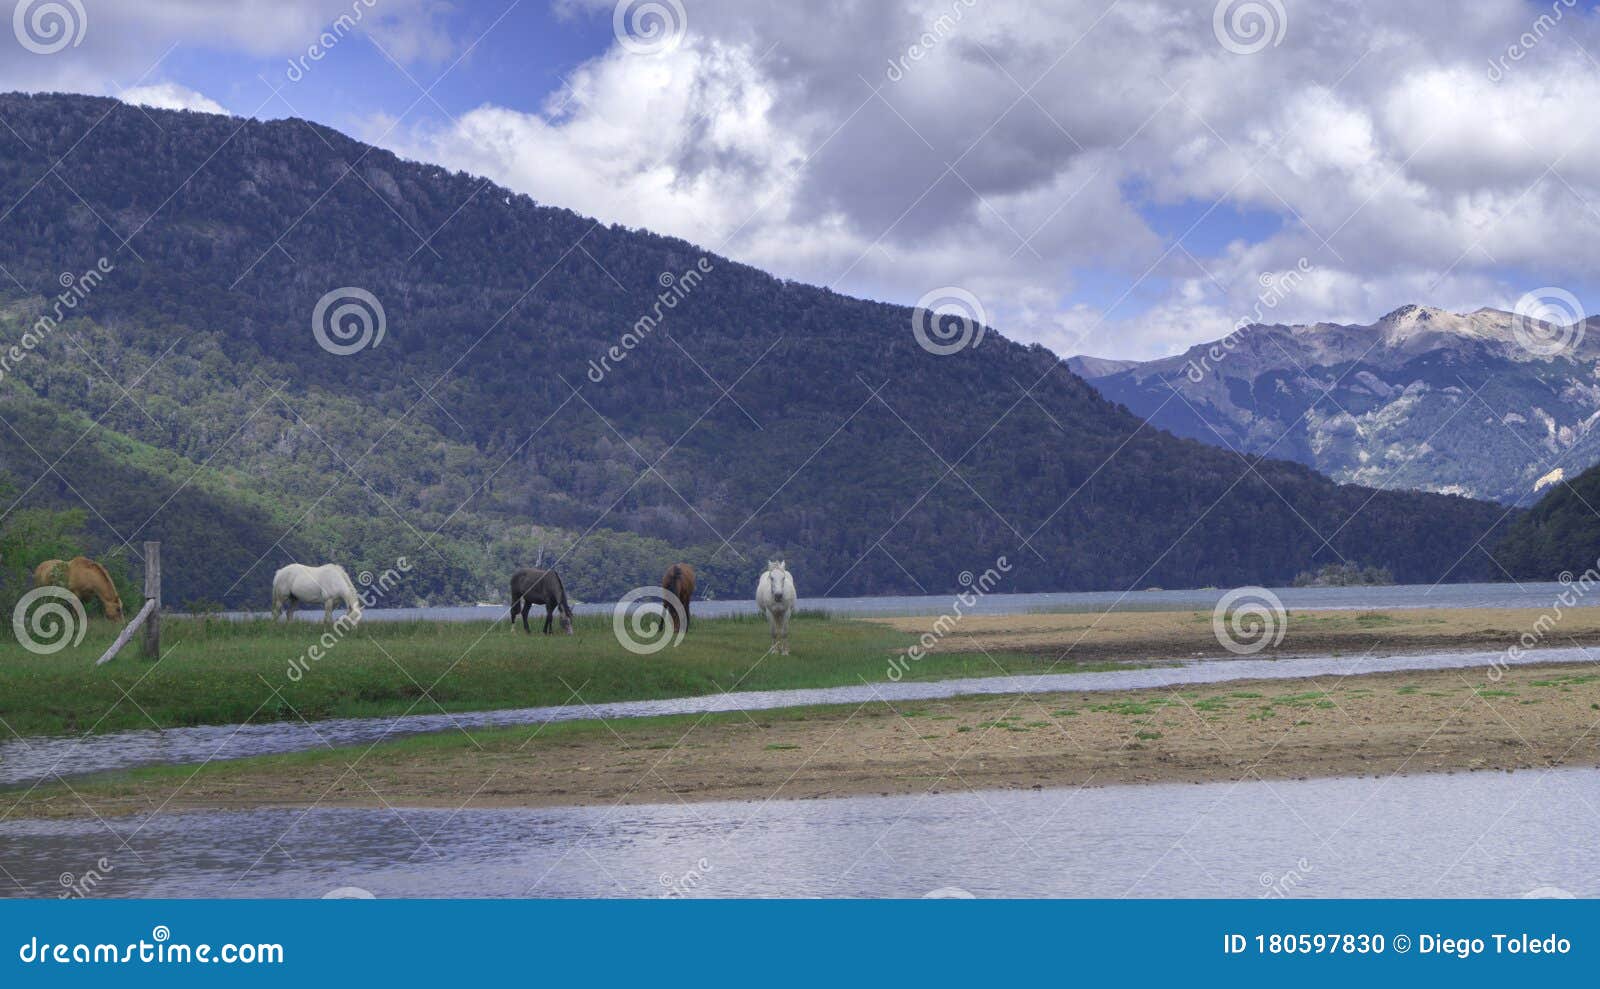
[509,568,574,635]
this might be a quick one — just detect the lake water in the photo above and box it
[2,768,1594,898]
[205,580,1593,623]
[1,644,1585,789]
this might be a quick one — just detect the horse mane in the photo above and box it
[335,565,363,607]
[79,558,121,606]
[555,570,572,616]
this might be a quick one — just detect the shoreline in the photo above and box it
[14,660,1600,819]
[864,606,1600,663]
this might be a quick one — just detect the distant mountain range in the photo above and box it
[0,93,1512,605]
[1069,305,1600,505]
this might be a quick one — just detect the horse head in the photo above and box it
[766,563,788,604]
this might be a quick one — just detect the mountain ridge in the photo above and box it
[0,92,1514,603]
[1069,305,1600,504]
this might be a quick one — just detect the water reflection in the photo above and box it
[2,768,1595,898]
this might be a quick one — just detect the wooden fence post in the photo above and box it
[142,541,160,659]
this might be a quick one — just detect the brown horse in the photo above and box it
[33,557,125,621]
[661,563,695,633]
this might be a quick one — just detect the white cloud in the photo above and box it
[15,0,1600,360]
[371,0,1600,359]
[119,83,228,115]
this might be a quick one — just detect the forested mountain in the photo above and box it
[1493,462,1600,579]
[1069,305,1600,505]
[0,93,1514,606]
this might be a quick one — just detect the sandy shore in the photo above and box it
[14,660,1600,818]
[864,606,1600,662]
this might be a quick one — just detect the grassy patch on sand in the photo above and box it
[0,613,1115,738]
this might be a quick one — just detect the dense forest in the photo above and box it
[1493,463,1600,579]
[0,92,1517,607]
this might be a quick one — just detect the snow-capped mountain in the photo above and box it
[1068,305,1600,505]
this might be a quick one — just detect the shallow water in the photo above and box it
[0,645,1588,789]
[2,768,1595,898]
[205,580,1594,623]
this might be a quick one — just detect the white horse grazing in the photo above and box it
[755,560,796,655]
[272,563,364,625]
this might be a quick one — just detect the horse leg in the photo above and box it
[684,598,691,631]
[543,603,555,635]
[779,608,790,655]
[508,599,521,631]
[323,599,335,625]
[272,593,282,622]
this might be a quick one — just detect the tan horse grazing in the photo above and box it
[33,557,125,621]
[661,563,696,633]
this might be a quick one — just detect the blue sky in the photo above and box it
[2,0,1598,360]
[159,3,613,131]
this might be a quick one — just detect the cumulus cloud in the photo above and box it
[119,82,228,115]
[369,0,1600,359]
[11,0,1600,359]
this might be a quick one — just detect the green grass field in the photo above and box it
[0,612,1083,738]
